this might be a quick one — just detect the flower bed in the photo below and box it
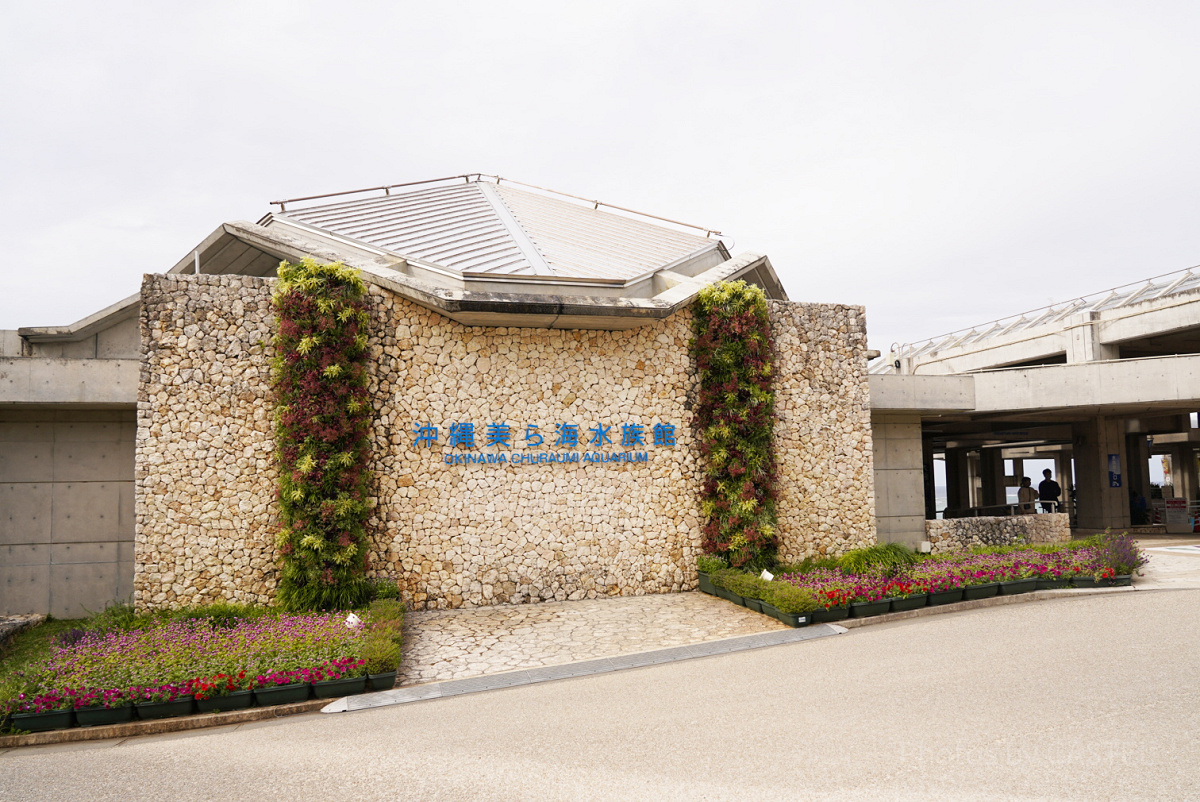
[779,542,1141,610]
[2,601,405,734]
[698,533,1147,623]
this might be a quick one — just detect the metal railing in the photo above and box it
[874,263,1200,373]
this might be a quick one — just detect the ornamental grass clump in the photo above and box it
[272,258,375,612]
[837,543,919,576]
[691,280,778,570]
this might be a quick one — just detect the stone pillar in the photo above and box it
[1072,416,1131,530]
[944,448,972,513]
[979,448,1007,509]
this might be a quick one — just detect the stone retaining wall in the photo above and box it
[135,273,874,610]
[925,514,1071,554]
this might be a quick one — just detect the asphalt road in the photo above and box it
[3,589,1198,801]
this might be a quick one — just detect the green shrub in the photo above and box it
[709,569,742,591]
[367,577,401,601]
[368,599,405,630]
[837,543,918,575]
[763,582,819,614]
[361,632,402,674]
[721,572,771,600]
[697,555,728,575]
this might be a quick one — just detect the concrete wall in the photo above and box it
[871,413,926,547]
[0,407,136,617]
[134,274,876,610]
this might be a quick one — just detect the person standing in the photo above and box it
[1038,468,1062,513]
[1017,476,1039,514]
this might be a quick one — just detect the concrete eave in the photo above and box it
[0,358,139,404]
[18,294,141,343]
[869,374,976,413]
[971,354,1200,414]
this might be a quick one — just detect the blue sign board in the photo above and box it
[1108,453,1121,488]
[412,421,676,468]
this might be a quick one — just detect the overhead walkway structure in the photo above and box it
[869,267,1200,546]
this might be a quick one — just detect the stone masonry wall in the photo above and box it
[769,301,876,561]
[135,273,875,610]
[135,275,277,608]
[925,514,1071,555]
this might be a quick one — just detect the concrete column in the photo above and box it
[1055,451,1074,518]
[979,448,1007,508]
[1125,434,1152,503]
[1066,313,1119,363]
[1072,416,1131,530]
[1169,444,1197,501]
[922,438,936,520]
[944,448,971,513]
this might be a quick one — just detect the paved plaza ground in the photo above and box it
[399,591,784,685]
[3,540,1199,799]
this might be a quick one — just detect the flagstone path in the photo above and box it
[398,591,784,686]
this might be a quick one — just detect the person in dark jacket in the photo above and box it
[1038,469,1061,513]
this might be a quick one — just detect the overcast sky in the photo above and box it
[3,1,1199,352]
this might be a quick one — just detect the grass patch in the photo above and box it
[1,618,82,680]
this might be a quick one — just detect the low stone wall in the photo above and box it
[925,514,1071,555]
[135,273,875,610]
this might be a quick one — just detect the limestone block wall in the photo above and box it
[134,274,875,610]
[769,301,876,560]
[925,514,1071,555]
[135,275,278,608]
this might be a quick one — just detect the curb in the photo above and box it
[0,699,326,749]
[837,585,1134,629]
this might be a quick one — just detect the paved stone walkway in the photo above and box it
[398,591,784,685]
[1137,536,1200,591]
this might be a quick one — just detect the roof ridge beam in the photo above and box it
[477,182,556,277]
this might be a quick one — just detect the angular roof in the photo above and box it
[266,177,723,284]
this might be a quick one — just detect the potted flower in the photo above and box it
[8,688,76,733]
[884,579,928,612]
[191,672,253,713]
[925,576,965,606]
[311,658,368,699]
[962,569,1001,601]
[135,683,196,720]
[251,669,312,706]
[1035,566,1072,590]
[73,687,134,727]
[811,587,852,623]
[848,579,891,618]
[998,565,1038,595]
